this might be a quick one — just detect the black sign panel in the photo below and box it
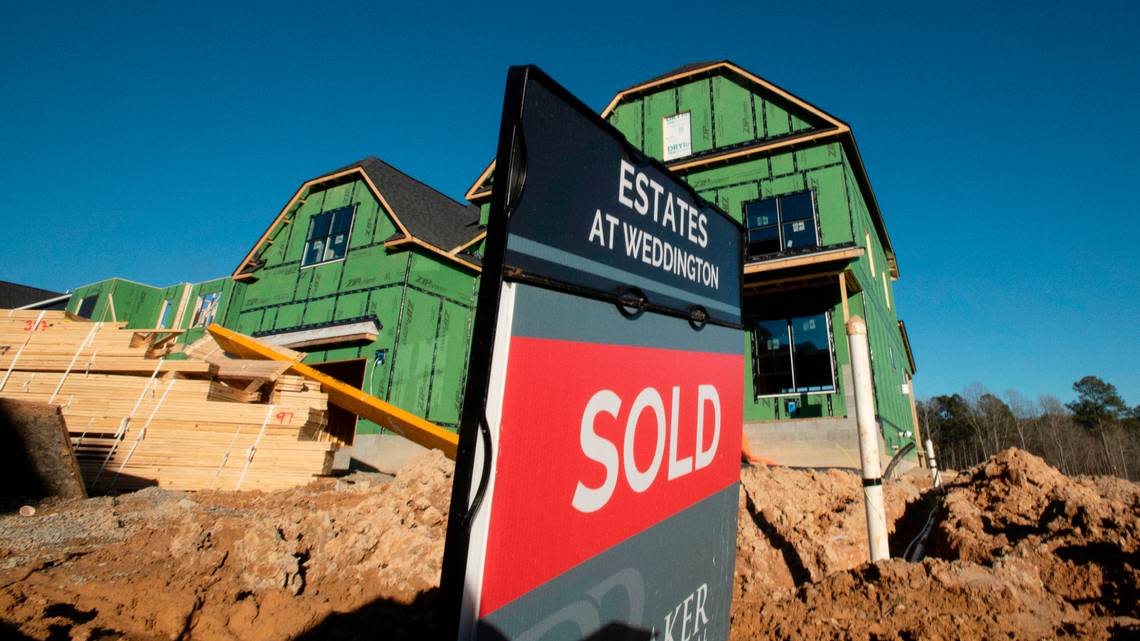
[496,70,741,327]
[441,65,745,641]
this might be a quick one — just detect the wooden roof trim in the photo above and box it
[669,127,846,172]
[450,230,486,255]
[598,61,847,130]
[232,165,484,278]
[410,237,482,272]
[382,236,481,273]
[898,320,917,374]
[465,162,496,202]
[743,246,864,275]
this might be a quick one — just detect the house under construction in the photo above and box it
[61,61,919,469]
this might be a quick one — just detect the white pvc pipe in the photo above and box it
[846,316,890,562]
[925,438,943,488]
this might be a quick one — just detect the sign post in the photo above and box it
[441,65,745,641]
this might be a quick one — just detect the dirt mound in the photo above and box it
[731,449,1140,640]
[927,448,1140,619]
[734,465,928,600]
[1,448,1136,640]
[0,450,453,640]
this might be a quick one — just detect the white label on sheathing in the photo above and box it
[663,112,692,161]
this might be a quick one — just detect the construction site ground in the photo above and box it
[0,448,1136,641]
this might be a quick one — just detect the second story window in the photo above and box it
[303,205,355,267]
[744,191,818,258]
[191,292,220,327]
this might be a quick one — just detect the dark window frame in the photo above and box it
[76,295,98,319]
[743,190,820,258]
[302,204,357,268]
[750,310,837,397]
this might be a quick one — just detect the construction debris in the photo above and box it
[0,399,87,500]
[0,310,336,492]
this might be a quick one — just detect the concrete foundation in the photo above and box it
[333,433,430,476]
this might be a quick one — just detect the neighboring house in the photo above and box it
[465,61,920,465]
[0,281,69,311]
[226,157,482,441]
[68,157,484,447]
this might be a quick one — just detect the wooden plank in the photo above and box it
[208,324,459,458]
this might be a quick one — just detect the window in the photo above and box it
[302,205,355,267]
[76,295,98,319]
[744,191,818,257]
[751,311,836,396]
[158,300,173,328]
[191,292,220,328]
[882,272,891,309]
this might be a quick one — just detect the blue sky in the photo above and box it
[2,1,1138,404]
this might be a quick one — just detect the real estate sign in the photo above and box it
[441,65,744,641]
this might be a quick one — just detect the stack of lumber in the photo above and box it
[0,309,337,492]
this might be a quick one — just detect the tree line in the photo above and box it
[917,376,1140,480]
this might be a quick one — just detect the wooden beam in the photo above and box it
[207,324,458,458]
[839,272,850,322]
[743,246,864,275]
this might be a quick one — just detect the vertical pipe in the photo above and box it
[924,438,942,488]
[846,315,890,562]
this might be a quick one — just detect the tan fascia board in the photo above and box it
[410,237,482,272]
[743,246,864,275]
[233,166,496,278]
[598,61,848,130]
[450,230,486,255]
[379,235,480,272]
[668,127,847,172]
[465,163,496,202]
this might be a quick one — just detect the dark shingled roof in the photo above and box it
[0,280,67,310]
[334,156,482,252]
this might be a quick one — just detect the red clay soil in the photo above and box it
[0,448,1136,640]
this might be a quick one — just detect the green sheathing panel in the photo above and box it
[610,101,643,150]
[231,179,478,434]
[763,100,791,138]
[841,148,915,450]
[478,202,491,228]
[677,80,713,154]
[711,76,755,148]
[386,288,441,419]
[642,90,674,159]
[69,279,165,328]
[68,280,116,321]
[426,300,470,425]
